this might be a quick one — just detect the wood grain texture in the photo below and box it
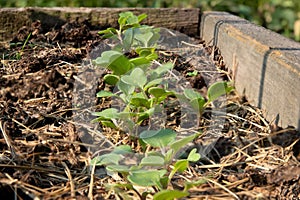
[0,7,200,43]
[200,11,300,130]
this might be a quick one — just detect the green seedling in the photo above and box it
[11,32,32,60]
[93,63,175,133]
[183,81,234,113]
[186,70,198,77]
[91,11,234,199]
[91,129,203,199]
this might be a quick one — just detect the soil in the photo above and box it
[0,20,300,200]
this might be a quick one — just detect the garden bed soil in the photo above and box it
[0,20,300,199]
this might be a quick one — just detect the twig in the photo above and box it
[204,177,240,200]
[88,162,96,200]
[62,162,75,197]
[0,120,17,158]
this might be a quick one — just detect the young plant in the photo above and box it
[93,63,174,134]
[94,11,160,77]
[91,129,204,199]
[182,81,234,118]
[91,12,234,199]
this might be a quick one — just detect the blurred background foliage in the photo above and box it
[1,0,300,41]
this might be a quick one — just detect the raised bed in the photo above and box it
[0,7,300,199]
[1,7,299,130]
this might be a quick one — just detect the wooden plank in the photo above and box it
[200,11,300,130]
[0,7,200,43]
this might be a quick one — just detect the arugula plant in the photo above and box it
[93,63,174,134]
[94,11,160,77]
[91,12,234,199]
[93,12,234,132]
[91,129,205,199]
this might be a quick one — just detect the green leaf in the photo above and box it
[117,79,135,96]
[112,145,133,154]
[153,190,189,200]
[103,74,119,85]
[127,170,167,187]
[148,88,172,102]
[187,148,201,162]
[144,78,163,90]
[121,68,147,88]
[136,112,150,124]
[135,47,154,56]
[140,156,165,166]
[94,50,132,75]
[184,89,202,100]
[93,108,119,119]
[134,30,153,47]
[164,149,174,163]
[130,97,150,108]
[187,70,198,77]
[123,28,134,51]
[184,179,206,191]
[133,26,160,47]
[170,132,200,155]
[106,165,131,173]
[129,56,150,68]
[151,62,173,79]
[98,27,117,38]
[137,13,147,23]
[190,98,206,112]
[90,153,121,166]
[174,159,189,173]
[118,12,137,27]
[148,87,166,98]
[140,129,177,148]
[96,90,116,98]
[168,160,188,180]
[100,120,117,129]
[207,81,234,102]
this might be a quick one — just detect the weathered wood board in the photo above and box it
[0,8,299,130]
[200,11,300,130]
[0,7,200,43]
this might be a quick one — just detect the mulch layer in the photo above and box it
[0,20,300,200]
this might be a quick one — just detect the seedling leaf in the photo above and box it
[184,88,202,100]
[96,90,116,98]
[207,81,234,102]
[103,74,120,85]
[129,57,150,68]
[130,97,150,108]
[151,62,173,79]
[170,132,200,155]
[127,170,167,187]
[107,165,131,173]
[187,148,201,162]
[90,153,121,166]
[112,145,133,154]
[137,13,147,23]
[93,108,119,119]
[153,190,189,200]
[140,156,165,166]
[144,78,163,90]
[117,79,135,95]
[94,50,132,75]
[140,129,176,148]
[168,160,188,180]
[174,159,189,173]
[121,68,147,88]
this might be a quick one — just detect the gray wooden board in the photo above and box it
[200,11,300,130]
